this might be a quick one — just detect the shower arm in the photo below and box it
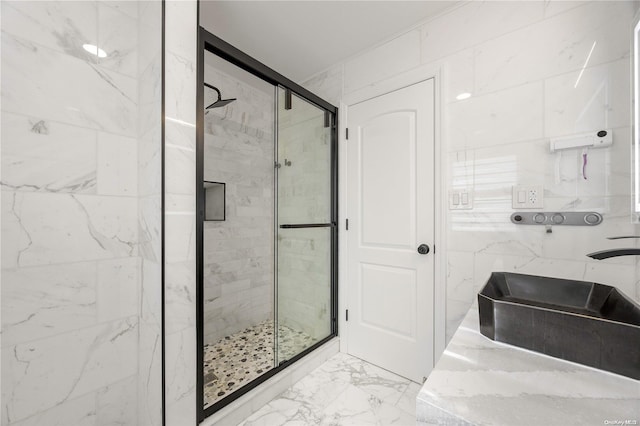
[203,82,221,98]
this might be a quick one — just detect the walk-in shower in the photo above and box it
[196,29,338,420]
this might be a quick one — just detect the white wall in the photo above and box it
[304,1,640,343]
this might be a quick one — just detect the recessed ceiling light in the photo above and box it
[82,44,107,58]
[456,92,472,100]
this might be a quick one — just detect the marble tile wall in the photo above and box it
[137,1,163,425]
[202,63,275,346]
[163,1,198,425]
[0,1,153,424]
[303,1,640,346]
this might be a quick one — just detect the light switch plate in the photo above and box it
[512,185,544,209]
[449,188,473,210]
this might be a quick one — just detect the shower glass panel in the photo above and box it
[201,51,276,410]
[276,88,333,363]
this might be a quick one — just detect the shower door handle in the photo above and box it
[279,223,335,229]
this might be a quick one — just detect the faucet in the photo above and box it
[586,236,640,260]
[587,248,640,260]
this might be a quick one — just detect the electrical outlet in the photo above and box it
[512,185,544,209]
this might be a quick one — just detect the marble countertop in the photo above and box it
[417,305,640,426]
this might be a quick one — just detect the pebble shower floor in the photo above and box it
[203,320,317,408]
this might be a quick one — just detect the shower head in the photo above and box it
[204,82,236,109]
[208,98,236,109]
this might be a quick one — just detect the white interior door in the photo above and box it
[346,79,435,383]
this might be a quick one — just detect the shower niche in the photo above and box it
[203,181,225,221]
[197,28,338,419]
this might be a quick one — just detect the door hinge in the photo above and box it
[346,309,349,321]
[345,218,349,230]
[346,128,349,140]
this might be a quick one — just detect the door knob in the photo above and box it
[417,244,430,255]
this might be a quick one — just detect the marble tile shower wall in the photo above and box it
[303,1,640,344]
[163,1,198,424]
[1,1,145,425]
[203,65,275,346]
[277,99,332,341]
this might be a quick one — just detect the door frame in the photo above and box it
[339,64,446,370]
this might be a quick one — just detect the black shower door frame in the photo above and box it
[196,26,339,421]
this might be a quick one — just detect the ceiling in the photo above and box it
[200,1,458,83]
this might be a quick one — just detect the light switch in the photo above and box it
[518,191,526,203]
[449,189,473,210]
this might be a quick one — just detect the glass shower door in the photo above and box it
[201,51,278,410]
[198,28,337,419]
[276,87,334,364]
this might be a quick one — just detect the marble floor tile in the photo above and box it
[395,382,423,418]
[238,353,419,426]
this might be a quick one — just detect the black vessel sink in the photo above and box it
[478,272,640,380]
